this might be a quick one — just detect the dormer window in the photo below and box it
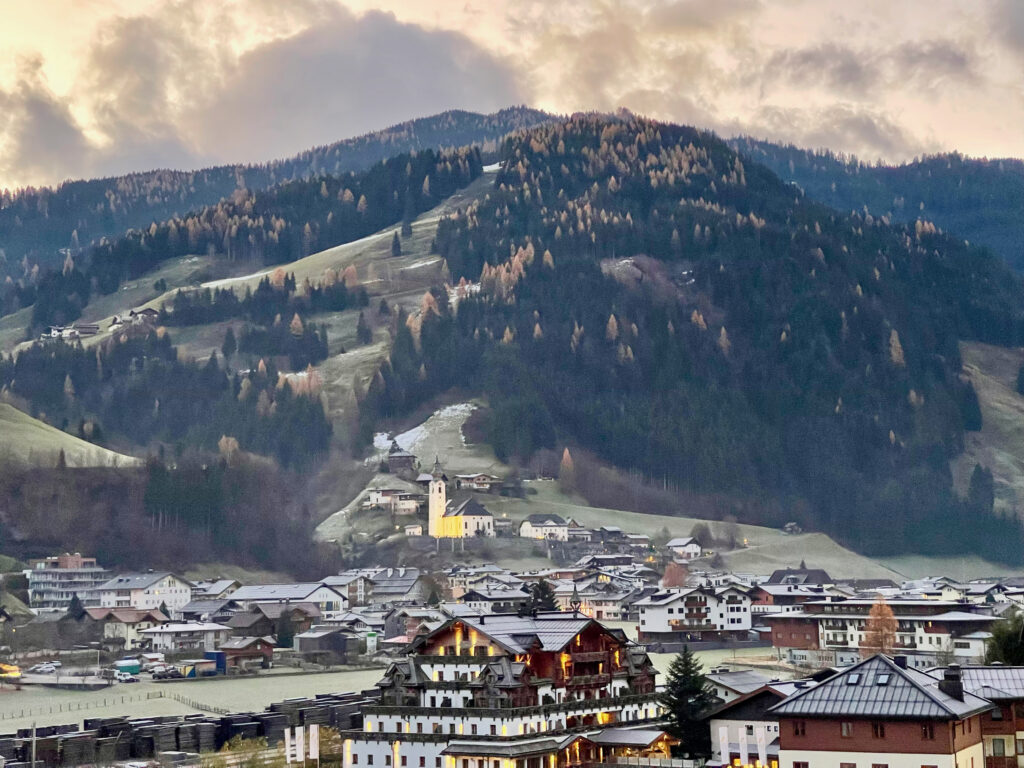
[846,673,861,685]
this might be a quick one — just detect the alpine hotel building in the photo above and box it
[340,612,675,768]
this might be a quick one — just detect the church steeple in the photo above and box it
[432,455,444,478]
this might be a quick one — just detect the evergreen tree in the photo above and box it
[961,383,983,431]
[1017,363,1024,396]
[56,448,67,469]
[222,327,237,360]
[658,647,714,757]
[158,601,170,618]
[986,610,1024,664]
[530,580,559,611]
[65,593,85,620]
[356,312,372,345]
[277,607,295,648]
[967,463,995,515]
[391,232,402,257]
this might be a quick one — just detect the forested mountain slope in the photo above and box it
[729,138,1024,271]
[0,107,553,285]
[366,114,1024,563]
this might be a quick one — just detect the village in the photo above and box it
[3,457,1024,768]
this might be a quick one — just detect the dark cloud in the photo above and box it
[191,6,524,163]
[752,104,932,160]
[643,0,761,33]
[762,44,877,96]
[0,1,524,186]
[992,0,1024,55]
[0,57,94,184]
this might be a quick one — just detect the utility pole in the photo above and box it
[31,721,36,768]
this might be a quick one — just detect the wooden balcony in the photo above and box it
[567,673,611,687]
[570,651,609,663]
[669,620,709,630]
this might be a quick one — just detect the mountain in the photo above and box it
[729,137,1024,271]
[0,107,554,283]
[361,113,1024,564]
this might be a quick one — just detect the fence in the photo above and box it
[0,690,232,720]
[0,691,164,720]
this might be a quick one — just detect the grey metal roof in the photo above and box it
[707,669,773,694]
[769,655,993,720]
[926,666,1024,701]
[523,513,567,525]
[230,584,340,602]
[588,728,666,747]
[438,613,596,653]
[444,497,492,518]
[99,572,183,591]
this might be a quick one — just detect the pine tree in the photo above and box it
[356,312,372,345]
[391,232,402,257]
[222,327,237,360]
[861,596,897,656]
[158,601,170,618]
[530,580,559,611]
[968,463,995,515]
[985,611,1024,664]
[276,607,295,648]
[659,647,714,756]
[65,593,85,620]
[56,448,67,469]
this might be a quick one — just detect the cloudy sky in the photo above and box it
[1,0,1022,189]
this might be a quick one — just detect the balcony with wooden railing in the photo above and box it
[570,651,609,664]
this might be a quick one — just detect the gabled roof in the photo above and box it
[444,497,492,518]
[522,513,567,526]
[230,583,340,602]
[85,607,167,624]
[769,655,992,720]
[419,613,597,654]
[766,568,833,585]
[925,666,1024,701]
[99,572,188,591]
[220,636,276,650]
[255,602,320,619]
[707,668,773,694]
[666,537,698,547]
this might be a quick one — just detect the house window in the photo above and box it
[471,725,478,735]
[872,723,885,738]
[921,723,935,740]
[367,757,373,766]
[792,721,806,737]
[993,739,1006,757]
[840,763,856,768]
[992,708,1004,721]
[870,764,888,768]
[491,725,497,735]
[435,760,441,768]
[746,725,754,736]
[793,763,809,768]
[385,756,391,766]
[841,722,854,738]
[1017,739,1024,755]
[420,760,425,767]
[353,756,358,765]
[416,724,423,734]
[401,758,407,766]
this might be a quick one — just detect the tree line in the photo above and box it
[362,114,1024,563]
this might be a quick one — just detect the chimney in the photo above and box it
[938,664,964,701]
[893,655,907,669]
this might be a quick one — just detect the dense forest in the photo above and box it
[0,108,550,286]
[0,460,341,575]
[730,138,1024,271]
[0,330,332,470]
[18,145,482,329]
[360,114,1024,562]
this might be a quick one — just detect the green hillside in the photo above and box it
[0,402,140,468]
[359,113,1024,564]
[729,137,1024,271]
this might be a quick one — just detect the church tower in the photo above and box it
[428,456,447,538]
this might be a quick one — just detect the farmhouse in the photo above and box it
[519,513,569,541]
[665,537,702,559]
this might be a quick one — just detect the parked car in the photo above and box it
[153,668,183,680]
[28,663,57,674]
[114,671,139,683]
